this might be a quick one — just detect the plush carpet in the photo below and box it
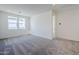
[4,35,52,55]
[0,39,14,55]
[0,35,79,55]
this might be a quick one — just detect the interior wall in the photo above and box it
[0,11,30,39]
[56,6,79,41]
[31,11,53,39]
[0,11,2,38]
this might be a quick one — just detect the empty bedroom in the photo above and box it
[0,4,79,55]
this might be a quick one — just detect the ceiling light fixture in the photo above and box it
[18,11,22,14]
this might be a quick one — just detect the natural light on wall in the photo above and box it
[53,16,55,38]
[8,16,25,29]
[52,4,56,38]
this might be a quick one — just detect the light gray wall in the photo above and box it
[0,11,30,39]
[56,6,79,41]
[0,11,2,38]
[31,11,53,39]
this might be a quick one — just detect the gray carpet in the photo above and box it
[4,35,52,55]
[0,39,14,55]
[0,35,79,55]
[0,40,5,55]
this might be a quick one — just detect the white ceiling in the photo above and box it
[55,4,79,11]
[0,4,78,16]
[0,4,53,16]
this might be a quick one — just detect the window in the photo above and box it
[8,16,17,29]
[19,18,25,29]
[8,16,25,29]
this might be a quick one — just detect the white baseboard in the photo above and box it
[0,33,29,39]
[56,37,79,42]
[31,33,53,40]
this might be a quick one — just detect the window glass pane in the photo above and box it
[19,23,25,29]
[19,23,25,27]
[8,19,17,23]
[19,18,25,29]
[8,23,17,27]
[8,24,17,29]
[8,16,17,29]
[19,18,25,23]
[8,23,17,29]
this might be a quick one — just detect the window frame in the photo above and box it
[8,16,26,30]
